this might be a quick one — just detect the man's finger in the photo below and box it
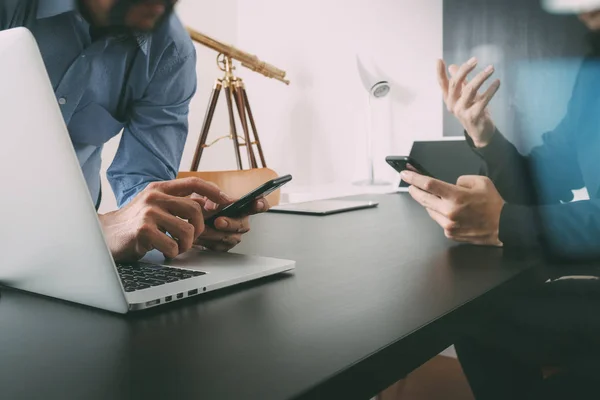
[426,208,456,231]
[448,57,477,96]
[437,59,450,101]
[214,216,250,233]
[190,194,207,208]
[450,231,492,239]
[448,234,503,246]
[448,59,477,101]
[473,79,501,115]
[156,178,233,205]
[409,185,445,213]
[154,210,196,254]
[456,65,495,109]
[456,175,481,189]
[204,199,221,211]
[401,171,454,198]
[448,63,475,99]
[196,229,243,244]
[448,64,459,77]
[161,197,206,240]
[449,64,484,102]
[427,208,495,240]
[248,198,269,215]
[196,227,227,241]
[138,225,180,259]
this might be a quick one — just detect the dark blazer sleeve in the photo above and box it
[0,0,38,30]
[465,61,600,259]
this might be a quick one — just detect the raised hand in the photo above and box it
[437,58,501,148]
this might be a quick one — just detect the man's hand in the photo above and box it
[437,58,501,148]
[401,171,506,246]
[99,178,233,262]
[193,197,270,252]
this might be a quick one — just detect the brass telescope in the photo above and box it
[187,27,290,85]
[187,27,291,171]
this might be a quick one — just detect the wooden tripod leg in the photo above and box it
[242,89,267,168]
[224,85,243,170]
[233,83,258,169]
[190,81,222,171]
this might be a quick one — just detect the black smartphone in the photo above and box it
[204,174,293,225]
[385,156,436,178]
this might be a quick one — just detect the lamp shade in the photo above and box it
[356,54,390,97]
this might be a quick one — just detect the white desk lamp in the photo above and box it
[354,55,393,186]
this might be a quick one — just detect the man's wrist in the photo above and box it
[471,127,497,149]
[97,211,117,228]
[465,126,510,164]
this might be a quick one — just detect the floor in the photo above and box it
[378,355,475,400]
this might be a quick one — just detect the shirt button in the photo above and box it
[58,97,67,105]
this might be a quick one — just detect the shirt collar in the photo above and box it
[135,34,151,55]
[37,0,151,54]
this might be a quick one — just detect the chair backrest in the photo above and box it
[177,168,282,206]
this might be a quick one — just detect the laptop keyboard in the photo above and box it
[117,262,206,293]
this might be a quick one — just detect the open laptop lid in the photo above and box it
[0,28,129,313]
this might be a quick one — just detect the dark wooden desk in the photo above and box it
[0,193,538,400]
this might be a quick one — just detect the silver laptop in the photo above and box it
[0,28,295,314]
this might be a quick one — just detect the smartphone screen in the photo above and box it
[204,174,293,225]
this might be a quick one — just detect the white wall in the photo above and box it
[99,0,444,212]
[236,0,444,188]
[176,0,241,173]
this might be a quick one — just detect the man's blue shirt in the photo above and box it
[1,0,197,207]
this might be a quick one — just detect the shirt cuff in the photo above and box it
[498,203,542,248]
[464,129,516,167]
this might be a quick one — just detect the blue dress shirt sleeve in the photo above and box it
[0,0,37,29]
[107,44,197,208]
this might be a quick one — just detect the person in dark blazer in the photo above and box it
[401,4,600,399]
[402,9,600,260]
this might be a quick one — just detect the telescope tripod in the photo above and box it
[190,56,267,171]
